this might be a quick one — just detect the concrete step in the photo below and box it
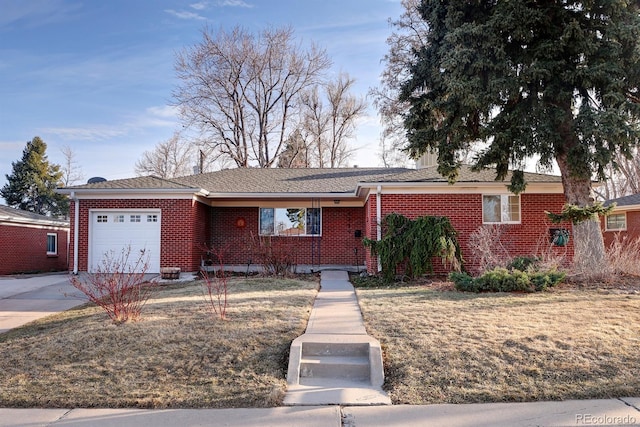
[300,355,370,381]
[301,342,369,357]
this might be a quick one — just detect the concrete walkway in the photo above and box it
[284,270,390,405]
[0,273,84,333]
[1,273,639,426]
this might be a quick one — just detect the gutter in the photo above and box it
[376,185,382,273]
[71,191,79,275]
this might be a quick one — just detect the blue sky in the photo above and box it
[0,0,404,193]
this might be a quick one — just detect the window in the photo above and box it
[130,215,141,223]
[259,208,321,236]
[46,233,57,255]
[114,215,125,223]
[482,195,521,224]
[606,213,626,231]
[96,215,108,223]
[147,214,158,223]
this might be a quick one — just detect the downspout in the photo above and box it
[71,191,79,275]
[376,185,382,272]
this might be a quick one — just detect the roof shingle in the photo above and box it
[62,166,563,195]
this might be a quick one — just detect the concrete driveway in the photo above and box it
[0,273,86,333]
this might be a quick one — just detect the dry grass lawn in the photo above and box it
[356,282,640,404]
[0,276,318,408]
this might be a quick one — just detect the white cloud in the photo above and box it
[40,126,127,142]
[146,105,179,119]
[190,2,209,10]
[164,9,206,20]
[0,0,82,30]
[217,0,253,8]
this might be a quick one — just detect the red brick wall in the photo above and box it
[0,224,69,275]
[602,210,640,247]
[364,193,572,275]
[70,198,208,272]
[209,206,366,268]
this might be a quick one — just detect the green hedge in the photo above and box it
[450,267,565,293]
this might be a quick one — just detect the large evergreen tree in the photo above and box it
[1,137,69,217]
[398,0,640,268]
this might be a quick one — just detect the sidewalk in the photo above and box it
[0,272,639,426]
[0,398,638,426]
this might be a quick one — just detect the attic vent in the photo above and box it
[87,177,107,184]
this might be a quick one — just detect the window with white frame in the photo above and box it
[259,208,321,236]
[46,233,57,255]
[130,214,141,223]
[96,215,108,223]
[114,215,125,223]
[605,213,626,231]
[482,194,521,224]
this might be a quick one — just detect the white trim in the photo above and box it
[209,199,364,208]
[482,194,522,224]
[88,208,162,273]
[72,192,79,274]
[605,212,627,231]
[258,207,322,237]
[0,221,68,231]
[356,182,564,197]
[376,185,382,273]
[46,232,58,255]
[607,204,640,213]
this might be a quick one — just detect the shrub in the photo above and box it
[507,256,540,272]
[450,267,565,293]
[529,271,566,291]
[363,213,463,283]
[70,246,154,324]
[448,272,477,292]
[245,234,297,277]
[200,244,230,320]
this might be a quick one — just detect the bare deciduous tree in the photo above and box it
[595,150,640,200]
[135,133,197,178]
[60,144,84,186]
[325,73,367,167]
[298,73,366,167]
[369,0,425,167]
[173,25,332,168]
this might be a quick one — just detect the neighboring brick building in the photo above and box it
[58,166,571,275]
[0,205,69,275]
[602,193,640,246]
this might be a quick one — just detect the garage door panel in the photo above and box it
[90,211,161,273]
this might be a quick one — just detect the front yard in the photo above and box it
[0,277,318,408]
[356,282,640,404]
[0,274,638,408]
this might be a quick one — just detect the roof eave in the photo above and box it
[57,187,209,197]
[204,191,357,199]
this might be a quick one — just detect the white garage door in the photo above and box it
[90,210,161,273]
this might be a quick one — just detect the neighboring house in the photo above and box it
[602,193,640,246]
[0,205,69,275]
[58,166,572,275]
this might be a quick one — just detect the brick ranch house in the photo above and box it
[0,205,69,275]
[57,166,573,275]
[602,193,640,247]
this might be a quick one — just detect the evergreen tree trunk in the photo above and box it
[556,151,606,273]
